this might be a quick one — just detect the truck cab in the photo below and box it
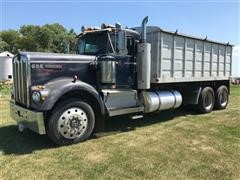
[77,26,140,89]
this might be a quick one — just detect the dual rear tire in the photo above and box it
[198,85,228,114]
[215,86,229,110]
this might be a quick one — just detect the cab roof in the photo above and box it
[77,27,140,38]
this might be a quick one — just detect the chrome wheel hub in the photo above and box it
[57,107,88,139]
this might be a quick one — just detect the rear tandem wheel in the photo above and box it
[215,85,229,110]
[197,87,215,114]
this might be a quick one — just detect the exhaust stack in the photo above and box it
[141,16,148,43]
[137,16,151,90]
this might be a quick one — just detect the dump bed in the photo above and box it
[134,26,233,83]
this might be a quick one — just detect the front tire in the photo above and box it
[198,87,215,114]
[47,98,95,145]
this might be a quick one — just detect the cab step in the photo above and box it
[108,106,144,117]
[131,115,144,120]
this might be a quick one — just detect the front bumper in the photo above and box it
[9,100,46,134]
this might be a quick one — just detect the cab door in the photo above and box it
[115,35,136,88]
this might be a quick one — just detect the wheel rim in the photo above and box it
[220,89,228,107]
[204,91,213,111]
[57,107,88,139]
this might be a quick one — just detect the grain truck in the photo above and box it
[10,17,233,145]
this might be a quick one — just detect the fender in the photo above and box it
[33,78,105,115]
[182,87,202,105]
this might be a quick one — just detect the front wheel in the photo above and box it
[47,98,95,145]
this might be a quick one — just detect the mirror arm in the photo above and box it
[107,32,115,54]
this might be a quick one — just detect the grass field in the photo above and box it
[0,86,239,179]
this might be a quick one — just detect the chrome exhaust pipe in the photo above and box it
[141,16,148,43]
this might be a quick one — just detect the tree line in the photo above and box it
[0,23,78,54]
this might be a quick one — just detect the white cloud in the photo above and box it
[232,45,240,77]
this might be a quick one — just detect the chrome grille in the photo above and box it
[13,55,30,107]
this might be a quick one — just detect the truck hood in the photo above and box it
[15,51,97,86]
[19,51,96,62]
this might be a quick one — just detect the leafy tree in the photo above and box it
[42,23,68,53]
[0,30,21,53]
[67,28,78,53]
[0,38,9,52]
[0,23,78,54]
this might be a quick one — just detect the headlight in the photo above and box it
[32,91,41,103]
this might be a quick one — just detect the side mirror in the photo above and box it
[117,31,126,52]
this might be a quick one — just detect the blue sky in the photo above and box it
[1,0,240,76]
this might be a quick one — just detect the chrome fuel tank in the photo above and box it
[141,90,182,113]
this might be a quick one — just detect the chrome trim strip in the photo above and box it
[19,51,96,61]
[108,106,144,117]
[27,55,31,107]
[17,60,21,102]
[13,57,18,101]
[30,60,93,63]
[20,59,24,103]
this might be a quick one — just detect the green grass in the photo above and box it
[0,85,239,179]
[0,82,11,96]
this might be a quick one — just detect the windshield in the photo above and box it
[78,32,114,55]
